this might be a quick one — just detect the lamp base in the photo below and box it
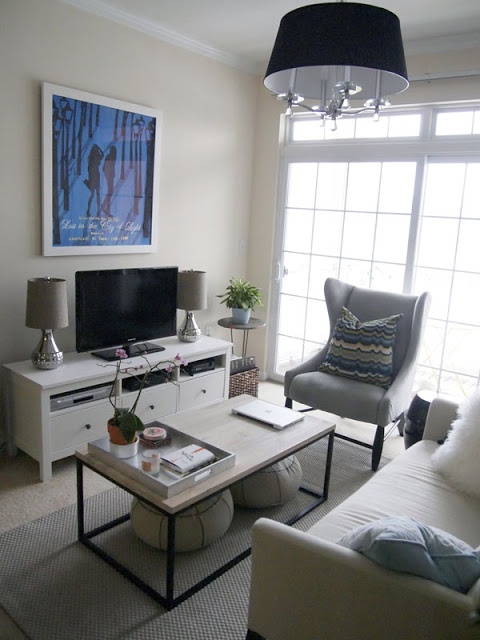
[32,329,64,369]
[178,311,202,343]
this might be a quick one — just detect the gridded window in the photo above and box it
[270,105,480,399]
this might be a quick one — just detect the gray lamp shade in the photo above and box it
[264,2,408,101]
[26,277,69,329]
[177,271,207,311]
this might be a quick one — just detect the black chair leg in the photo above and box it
[371,425,385,471]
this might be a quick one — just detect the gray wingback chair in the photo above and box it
[284,278,431,471]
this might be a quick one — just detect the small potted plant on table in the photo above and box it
[105,348,186,457]
[217,277,263,324]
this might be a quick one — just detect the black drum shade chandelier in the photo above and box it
[264,2,409,128]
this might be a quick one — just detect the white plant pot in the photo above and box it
[232,308,251,324]
[109,436,139,459]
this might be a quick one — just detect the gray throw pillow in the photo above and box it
[338,516,480,593]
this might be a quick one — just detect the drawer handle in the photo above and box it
[85,423,92,430]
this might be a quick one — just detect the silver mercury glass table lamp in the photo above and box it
[177,270,207,342]
[25,277,69,369]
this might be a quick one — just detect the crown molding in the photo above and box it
[405,32,480,56]
[59,0,480,77]
[59,0,259,74]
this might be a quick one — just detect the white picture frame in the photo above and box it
[42,83,162,256]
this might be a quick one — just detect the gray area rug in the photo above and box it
[0,438,389,640]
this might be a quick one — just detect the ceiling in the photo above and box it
[62,0,480,74]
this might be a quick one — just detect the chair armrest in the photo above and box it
[423,396,459,442]
[247,518,477,640]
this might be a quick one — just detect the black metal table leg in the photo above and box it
[165,514,176,610]
[322,429,335,500]
[76,457,85,540]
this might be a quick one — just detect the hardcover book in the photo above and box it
[161,444,215,475]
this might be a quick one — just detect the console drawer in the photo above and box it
[129,383,177,422]
[50,402,112,453]
[178,371,225,412]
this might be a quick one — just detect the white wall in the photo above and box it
[0,0,258,372]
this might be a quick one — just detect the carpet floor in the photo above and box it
[0,438,389,640]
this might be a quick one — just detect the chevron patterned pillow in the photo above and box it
[319,306,402,389]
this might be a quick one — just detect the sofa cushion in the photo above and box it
[431,389,480,499]
[319,306,401,389]
[338,516,480,593]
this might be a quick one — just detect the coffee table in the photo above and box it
[76,394,335,610]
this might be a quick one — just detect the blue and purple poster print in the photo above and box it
[42,84,161,255]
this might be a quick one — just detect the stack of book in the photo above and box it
[160,444,215,477]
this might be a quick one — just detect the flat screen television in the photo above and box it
[75,267,178,360]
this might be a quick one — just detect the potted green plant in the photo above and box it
[217,277,263,324]
[105,348,186,457]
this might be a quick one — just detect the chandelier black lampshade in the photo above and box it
[264,2,408,105]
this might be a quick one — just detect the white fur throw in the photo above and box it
[431,390,480,498]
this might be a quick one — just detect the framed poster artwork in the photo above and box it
[42,83,161,255]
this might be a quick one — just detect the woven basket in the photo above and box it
[229,367,259,398]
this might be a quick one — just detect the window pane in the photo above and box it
[413,267,453,319]
[388,114,422,137]
[286,163,317,208]
[474,111,480,135]
[456,220,480,272]
[291,119,325,142]
[278,294,306,338]
[355,116,389,139]
[346,163,381,212]
[324,118,355,139]
[438,371,477,399]
[312,210,344,256]
[284,208,314,253]
[435,110,474,136]
[443,324,480,377]
[316,163,348,210]
[370,263,405,292]
[416,218,458,269]
[422,164,465,217]
[374,214,409,264]
[305,298,329,343]
[419,319,445,369]
[378,163,416,213]
[338,259,371,287]
[281,252,310,296]
[275,335,304,373]
[342,212,375,259]
[462,164,480,219]
[449,272,480,325]
[308,255,339,298]
[415,365,440,394]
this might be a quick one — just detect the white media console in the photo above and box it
[3,336,232,481]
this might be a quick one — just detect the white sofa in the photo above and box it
[246,397,480,640]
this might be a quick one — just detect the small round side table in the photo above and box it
[217,317,266,358]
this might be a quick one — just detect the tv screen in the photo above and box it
[75,267,178,360]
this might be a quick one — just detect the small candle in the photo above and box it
[142,451,160,474]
